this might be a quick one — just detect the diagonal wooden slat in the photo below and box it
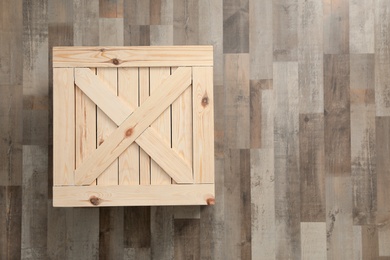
[136,128,193,183]
[74,67,193,183]
[74,67,192,185]
[75,68,130,125]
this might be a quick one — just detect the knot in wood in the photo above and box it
[125,128,134,137]
[201,96,209,107]
[206,198,215,205]
[89,196,100,206]
[112,58,120,65]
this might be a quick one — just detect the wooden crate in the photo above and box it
[52,46,214,207]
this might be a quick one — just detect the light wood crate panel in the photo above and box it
[53,46,214,207]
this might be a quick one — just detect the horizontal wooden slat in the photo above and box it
[75,67,191,185]
[53,46,213,67]
[53,184,215,206]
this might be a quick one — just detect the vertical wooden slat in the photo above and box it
[172,69,192,183]
[150,67,171,185]
[361,225,379,259]
[99,18,124,45]
[193,67,214,183]
[349,0,374,54]
[353,226,363,260]
[139,67,151,185]
[323,0,349,54]
[273,62,300,259]
[96,68,118,185]
[118,68,139,185]
[240,149,251,259]
[150,0,173,25]
[75,69,97,186]
[376,117,390,215]
[300,222,327,260]
[53,68,74,185]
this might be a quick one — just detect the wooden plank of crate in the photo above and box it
[150,67,172,184]
[53,184,215,207]
[75,67,191,185]
[193,67,214,183]
[53,68,75,185]
[52,46,213,67]
[96,68,118,185]
[171,67,193,183]
[118,67,139,185]
[139,67,151,185]
[75,68,97,186]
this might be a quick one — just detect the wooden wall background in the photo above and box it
[1,0,390,259]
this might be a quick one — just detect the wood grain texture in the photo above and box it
[350,0,375,53]
[174,219,200,259]
[324,0,349,54]
[350,54,377,225]
[224,54,250,148]
[375,1,390,116]
[273,0,298,61]
[324,54,351,176]
[298,0,323,113]
[249,0,272,80]
[299,113,325,222]
[223,0,249,53]
[4,0,390,258]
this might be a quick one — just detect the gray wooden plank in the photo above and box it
[125,25,150,46]
[323,0,349,54]
[299,114,325,222]
[0,186,22,260]
[21,146,48,259]
[273,61,300,259]
[223,149,241,260]
[250,80,272,149]
[150,25,173,45]
[151,206,174,260]
[249,0,272,80]
[99,207,124,260]
[326,176,354,259]
[273,0,298,61]
[124,207,151,249]
[174,219,200,259]
[361,225,379,259]
[350,54,376,225]
[324,54,351,176]
[123,0,150,25]
[251,148,275,259]
[376,117,390,214]
[198,0,223,85]
[350,0,375,53]
[240,149,251,259]
[73,0,99,46]
[150,0,173,25]
[99,18,124,45]
[99,0,123,18]
[173,0,198,45]
[224,54,250,149]
[223,0,249,53]
[375,1,390,116]
[298,0,323,113]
